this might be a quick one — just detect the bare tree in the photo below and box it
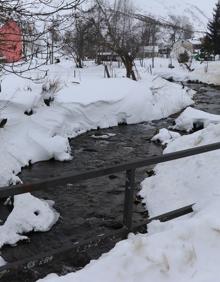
[168,15,194,46]
[91,0,144,80]
[62,12,96,68]
[0,0,85,78]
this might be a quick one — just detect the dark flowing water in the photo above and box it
[1,83,220,281]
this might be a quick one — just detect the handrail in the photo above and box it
[0,141,219,278]
[0,141,220,198]
[0,204,194,274]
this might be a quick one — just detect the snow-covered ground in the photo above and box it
[0,61,193,188]
[34,60,220,281]
[0,194,59,249]
[38,200,220,282]
[38,107,220,282]
[3,57,220,281]
[0,60,193,256]
[151,128,181,145]
[139,58,220,86]
[1,0,219,278]
[141,121,220,216]
[173,107,220,131]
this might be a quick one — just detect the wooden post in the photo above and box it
[104,64,110,78]
[123,169,136,231]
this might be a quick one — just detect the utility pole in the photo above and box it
[152,25,156,68]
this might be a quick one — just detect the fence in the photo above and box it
[0,141,220,276]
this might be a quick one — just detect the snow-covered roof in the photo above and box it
[189,38,203,45]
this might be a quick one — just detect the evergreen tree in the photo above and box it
[206,1,220,55]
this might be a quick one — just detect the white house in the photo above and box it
[171,40,194,60]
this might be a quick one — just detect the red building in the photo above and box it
[0,20,23,63]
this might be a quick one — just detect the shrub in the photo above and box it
[178,51,190,64]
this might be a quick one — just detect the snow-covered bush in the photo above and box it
[42,79,61,95]
[42,79,61,106]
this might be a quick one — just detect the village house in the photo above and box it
[138,45,159,58]
[0,20,23,63]
[96,52,120,63]
[170,39,194,60]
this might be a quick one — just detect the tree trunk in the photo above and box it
[76,57,83,68]
[121,54,136,81]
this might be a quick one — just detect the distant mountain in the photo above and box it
[134,0,217,32]
[27,0,217,35]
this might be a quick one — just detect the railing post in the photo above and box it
[123,169,136,231]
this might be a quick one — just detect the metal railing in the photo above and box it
[0,141,220,276]
[1,141,220,228]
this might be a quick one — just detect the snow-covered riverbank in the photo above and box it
[34,67,220,281]
[38,106,220,282]
[38,200,220,282]
[0,60,193,254]
[139,58,220,86]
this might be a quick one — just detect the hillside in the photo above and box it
[134,0,216,32]
[23,0,217,33]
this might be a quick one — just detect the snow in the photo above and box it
[0,257,6,267]
[173,107,220,132]
[141,121,220,216]
[152,128,181,145]
[91,133,116,139]
[0,194,59,248]
[37,107,220,282]
[0,60,193,252]
[144,58,220,86]
[1,56,218,281]
[188,61,220,85]
[37,200,220,282]
[0,0,219,278]
[0,61,194,184]
[53,76,193,130]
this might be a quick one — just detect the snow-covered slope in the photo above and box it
[91,0,216,33]
[135,0,216,32]
[22,0,216,32]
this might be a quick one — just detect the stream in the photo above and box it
[1,83,219,281]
